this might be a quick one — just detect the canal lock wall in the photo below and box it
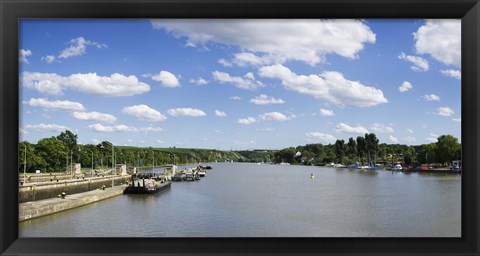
[19,176,131,203]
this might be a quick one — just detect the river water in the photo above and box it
[19,162,461,237]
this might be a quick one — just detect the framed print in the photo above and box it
[1,0,479,255]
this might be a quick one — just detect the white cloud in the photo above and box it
[398,52,429,72]
[335,123,369,134]
[156,140,164,144]
[167,108,206,117]
[259,112,294,122]
[398,81,412,92]
[89,124,138,132]
[41,55,56,64]
[24,98,85,112]
[147,71,180,88]
[452,117,461,122]
[258,64,387,107]
[389,135,399,143]
[151,19,375,66]
[319,108,335,117]
[19,49,32,63]
[25,123,70,132]
[306,132,337,144]
[437,106,454,116]
[402,136,416,144]
[230,96,242,101]
[218,59,233,67]
[414,20,460,67]
[256,127,275,132]
[214,110,227,117]
[59,37,107,59]
[122,105,167,122]
[140,127,165,132]
[19,128,28,135]
[441,69,461,80]
[250,94,285,105]
[213,71,264,90]
[72,111,117,123]
[423,94,440,101]
[406,128,414,133]
[425,137,438,143]
[21,71,150,96]
[189,77,208,85]
[237,117,257,125]
[370,123,394,133]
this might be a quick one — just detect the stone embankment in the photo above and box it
[19,185,127,221]
[19,176,130,203]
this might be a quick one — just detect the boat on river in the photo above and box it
[124,174,171,194]
[392,164,403,171]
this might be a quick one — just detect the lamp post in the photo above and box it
[89,150,94,178]
[23,143,27,185]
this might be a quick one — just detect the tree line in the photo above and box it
[272,133,461,167]
[18,130,461,173]
[18,130,240,173]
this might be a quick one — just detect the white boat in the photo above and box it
[393,164,403,171]
[197,170,206,177]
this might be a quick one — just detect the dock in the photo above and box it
[19,185,127,221]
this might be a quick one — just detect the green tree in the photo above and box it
[347,137,357,164]
[57,130,79,162]
[18,141,46,173]
[334,139,346,163]
[356,136,367,165]
[35,137,68,172]
[365,133,379,165]
[436,135,461,165]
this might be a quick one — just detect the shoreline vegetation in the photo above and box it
[19,130,461,174]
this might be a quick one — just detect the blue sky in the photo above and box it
[19,19,461,150]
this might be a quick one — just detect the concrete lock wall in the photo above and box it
[18,176,131,203]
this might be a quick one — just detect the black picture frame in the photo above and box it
[1,0,479,255]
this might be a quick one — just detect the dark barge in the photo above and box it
[124,174,171,194]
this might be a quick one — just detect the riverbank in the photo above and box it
[19,185,127,221]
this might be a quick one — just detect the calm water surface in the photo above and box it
[19,162,461,237]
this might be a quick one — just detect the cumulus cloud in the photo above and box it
[437,106,454,116]
[398,81,412,92]
[41,55,56,64]
[238,117,257,125]
[167,108,206,117]
[21,71,150,96]
[25,123,70,132]
[89,124,138,132]
[398,52,429,72]
[151,19,375,66]
[402,136,416,144]
[140,127,165,132]
[335,123,369,134]
[441,69,461,80]
[213,71,264,90]
[189,77,208,85]
[305,132,337,144]
[414,20,460,67]
[406,129,414,133]
[258,64,388,107]
[319,108,335,117]
[59,37,108,59]
[214,110,227,117]
[24,98,85,112]
[250,94,285,105]
[389,135,399,143]
[230,96,242,101]
[256,127,275,132]
[19,49,32,63]
[72,111,117,123]
[122,105,167,122]
[370,123,394,133]
[259,112,295,122]
[423,94,440,101]
[145,71,180,88]
[452,118,461,122]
